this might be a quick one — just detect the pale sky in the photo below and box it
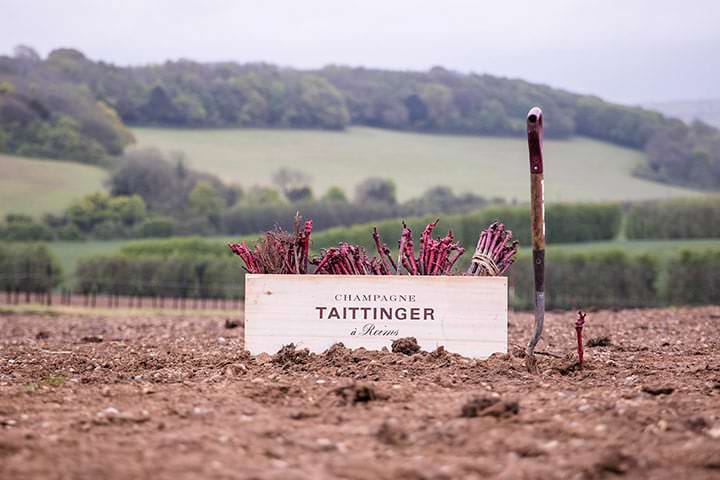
[2,0,718,104]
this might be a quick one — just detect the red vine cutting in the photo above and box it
[228,213,313,274]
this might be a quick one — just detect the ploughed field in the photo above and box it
[1,307,719,479]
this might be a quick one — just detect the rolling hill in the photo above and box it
[0,153,106,217]
[131,126,700,203]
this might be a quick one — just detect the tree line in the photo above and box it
[1,46,719,189]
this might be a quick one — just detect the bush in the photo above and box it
[0,221,54,241]
[135,217,177,238]
[57,224,84,241]
[120,237,232,258]
[92,220,127,240]
[74,254,244,299]
[661,249,720,305]
[509,250,659,310]
[626,197,720,239]
[546,203,622,243]
[0,243,62,293]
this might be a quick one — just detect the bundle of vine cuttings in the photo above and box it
[311,243,389,275]
[466,221,518,276]
[313,220,465,276]
[228,215,518,277]
[391,221,465,275]
[228,214,313,274]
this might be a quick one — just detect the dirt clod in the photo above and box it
[80,335,103,343]
[686,416,709,432]
[35,331,50,340]
[272,343,311,367]
[587,336,611,347]
[224,318,241,329]
[391,337,421,355]
[377,418,408,445]
[558,361,582,375]
[334,382,385,405]
[461,396,519,418]
[93,407,150,425]
[594,449,637,475]
[642,385,675,396]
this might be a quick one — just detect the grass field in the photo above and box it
[1,127,703,218]
[49,239,157,278]
[0,154,107,217]
[132,127,701,202]
[47,237,720,281]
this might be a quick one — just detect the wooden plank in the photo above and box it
[244,274,507,358]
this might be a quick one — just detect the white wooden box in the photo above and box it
[244,274,507,358]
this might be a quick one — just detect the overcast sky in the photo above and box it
[2,1,718,104]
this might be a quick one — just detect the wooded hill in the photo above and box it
[1,46,719,189]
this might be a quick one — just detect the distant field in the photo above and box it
[132,127,700,203]
[0,154,106,217]
[48,237,719,281]
[50,239,140,278]
[644,98,720,128]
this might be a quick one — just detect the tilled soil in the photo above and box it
[1,307,719,479]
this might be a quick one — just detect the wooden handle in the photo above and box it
[526,106,545,367]
[530,175,545,253]
[527,106,545,255]
[527,107,543,174]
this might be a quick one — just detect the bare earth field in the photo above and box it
[1,307,719,479]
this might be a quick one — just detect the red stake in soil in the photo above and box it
[576,310,587,367]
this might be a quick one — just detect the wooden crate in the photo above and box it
[244,274,507,358]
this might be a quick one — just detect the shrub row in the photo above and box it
[625,196,720,239]
[120,237,234,258]
[75,254,244,299]
[509,248,720,310]
[0,243,62,292]
[312,203,622,252]
[219,197,488,236]
[72,246,720,308]
[663,249,720,305]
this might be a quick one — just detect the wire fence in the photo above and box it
[0,287,244,310]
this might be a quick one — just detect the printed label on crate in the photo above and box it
[244,274,507,358]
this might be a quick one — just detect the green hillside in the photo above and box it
[0,153,106,217]
[132,127,700,203]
